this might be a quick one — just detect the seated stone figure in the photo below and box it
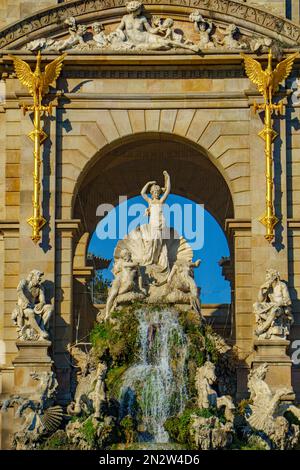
[11,270,53,341]
[105,249,146,319]
[254,269,293,340]
[165,258,201,313]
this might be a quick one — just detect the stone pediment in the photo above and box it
[0,0,299,54]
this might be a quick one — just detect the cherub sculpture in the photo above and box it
[216,24,246,49]
[11,270,54,341]
[55,17,87,51]
[253,269,293,340]
[92,22,108,48]
[189,11,214,49]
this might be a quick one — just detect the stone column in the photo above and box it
[226,218,252,400]
[54,219,81,402]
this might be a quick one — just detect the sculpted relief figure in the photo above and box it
[27,17,87,52]
[1,370,62,450]
[67,346,107,419]
[189,11,214,49]
[11,270,53,341]
[110,1,173,51]
[25,3,282,54]
[254,269,293,340]
[92,22,108,48]
[215,24,247,49]
[55,17,87,51]
[246,363,300,449]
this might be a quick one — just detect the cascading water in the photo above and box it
[119,308,188,443]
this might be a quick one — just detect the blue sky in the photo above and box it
[88,194,231,304]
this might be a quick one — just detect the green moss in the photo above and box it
[40,430,71,450]
[80,417,98,448]
[120,415,136,445]
[230,436,268,451]
[164,406,227,448]
[164,408,196,446]
[90,304,140,366]
[106,364,128,398]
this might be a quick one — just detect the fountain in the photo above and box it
[119,307,188,443]
[5,170,300,451]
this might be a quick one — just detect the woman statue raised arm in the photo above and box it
[140,171,171,269]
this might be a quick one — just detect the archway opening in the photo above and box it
[72,132,234,342]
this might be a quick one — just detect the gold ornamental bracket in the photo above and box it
[9,51,66,244]
[241,49,298,244]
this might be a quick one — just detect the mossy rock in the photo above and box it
[90,304,140,367]
[40,430,72,450]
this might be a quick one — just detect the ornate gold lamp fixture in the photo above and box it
[9,51,66,243]
[241,49,298,243]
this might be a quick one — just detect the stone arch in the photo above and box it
[57,107,250,225]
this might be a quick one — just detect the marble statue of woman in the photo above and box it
[140,171,171,278]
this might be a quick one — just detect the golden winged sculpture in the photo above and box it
[241,49,298,243]
[9,51,66,107]
[9,51,66,243]
[241,50,298,105]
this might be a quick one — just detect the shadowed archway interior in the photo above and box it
[73,132,234,233]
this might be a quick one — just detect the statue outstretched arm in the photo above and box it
[191,259,201,268]
[160,170,171,203]
[141,180,156,203]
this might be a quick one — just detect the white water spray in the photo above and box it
[119,308,188,443]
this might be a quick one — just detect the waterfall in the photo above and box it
[119,308,188,443]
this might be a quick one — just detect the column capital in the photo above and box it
[55,219,82,235]
[225,218,251,237]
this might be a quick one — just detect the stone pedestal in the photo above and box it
[252,339,295,400]
[12,340,52,399]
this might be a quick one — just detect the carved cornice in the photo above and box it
[0,0,299,50]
